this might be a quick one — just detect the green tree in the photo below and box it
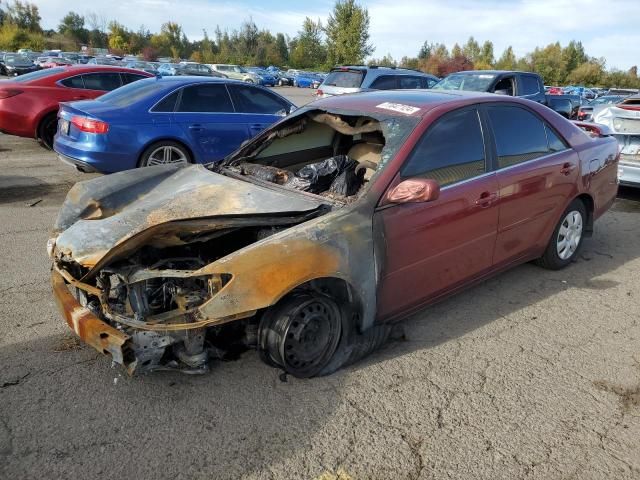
[4,1,40,32]
[566,61,605,86]
[562,40,587,76]
[290,17,326,68]
[530,42,566,84]
[275,33,288,64]
[479,40,494,66]
[325,0,373,66]
[417,41,432,60]
[58,12,87,45]
[451,43,462,58]
[495,46,517,70]
[462,36,480,63]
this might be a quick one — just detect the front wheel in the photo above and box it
[139,141,191,167]
[258,292,344,378]
[536,199,586,270]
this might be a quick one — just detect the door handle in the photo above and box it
[249,124,266,131]
[560,162,576,175]
[475,191,498,208]
[188,124,204,131]
[72,96,89,100]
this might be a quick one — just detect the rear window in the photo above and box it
[11,68,65,82]
[323,69,365,88]
[97,78,167,107]
[433,73,496,92]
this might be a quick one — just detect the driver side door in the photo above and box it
[376,107,499,320]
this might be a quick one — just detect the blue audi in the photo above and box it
[53,76,296,173]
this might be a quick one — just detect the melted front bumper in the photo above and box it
[51,269,132,368]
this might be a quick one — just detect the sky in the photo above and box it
[36,0,639,70]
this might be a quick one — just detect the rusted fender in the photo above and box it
[51,269,130,365]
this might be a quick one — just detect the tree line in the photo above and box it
[1,0,639,88]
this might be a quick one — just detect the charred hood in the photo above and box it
[53,164,327,270]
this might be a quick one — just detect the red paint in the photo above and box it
[0,66,152,140]
[352,91,620,322]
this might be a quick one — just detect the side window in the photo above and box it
[60,75,84,88]
[370,75,397,90]
[545,124,568,152]
[121,73,147,85]
[487,106,550,168]
[81,73,122,91]
[152,90,180,112]
[401,109,486,186]
[493,77,514,95]
[228,84,289,114]
[176,84,234,113]
[520,75,540,95]
[398,76,422,89]
[426,78,438,88]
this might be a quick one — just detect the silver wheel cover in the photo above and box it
[556,210,583,260]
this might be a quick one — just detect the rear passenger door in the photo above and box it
[80,72,123,95]
[227,84,290,136]
[485,104,578,266]
[174,83,249,162]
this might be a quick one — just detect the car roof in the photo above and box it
[310,89,531,117]
[446,70,535,76]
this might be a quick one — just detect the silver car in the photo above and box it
[593,95,640,187]
[317,66,439,98]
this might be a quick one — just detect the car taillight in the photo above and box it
[316,89,323,97]
[618,104,640,111]
[70,115,109,134]
[0,89,23,99]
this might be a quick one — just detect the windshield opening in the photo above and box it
[433,73,497,92]
[219,108,418,202]
[323,70,365,88]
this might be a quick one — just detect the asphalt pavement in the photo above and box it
[1,86,639,480]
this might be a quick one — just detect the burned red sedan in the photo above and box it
[49,90,619,377]
[0,65,152,149]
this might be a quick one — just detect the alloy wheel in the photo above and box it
[146,146,188,166]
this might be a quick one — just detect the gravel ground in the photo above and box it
[0,87,639,480]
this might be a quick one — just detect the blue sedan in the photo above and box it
[53,76,296,173]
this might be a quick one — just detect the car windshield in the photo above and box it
[5,55,30,65]
[96,78,167,107]
[590,96,623,105]
[11,67,66,82]
[323,70,365,88]
[433,73,497,92]
[218,107,420,200]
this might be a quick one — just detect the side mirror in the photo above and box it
[386,178,440,204]
[494,88,512,96]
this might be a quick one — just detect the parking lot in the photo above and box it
[1,86,640,480]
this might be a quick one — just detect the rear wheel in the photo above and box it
[37,112,58,150]
[258,292,344,378]
[244,78,255,84]
[139,141,191,167]
[536,199,586,270]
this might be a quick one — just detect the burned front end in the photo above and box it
[49,106,418,376]
[594,97,640,187]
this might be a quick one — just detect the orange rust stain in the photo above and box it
[200,239,342,318]
[51,270,130,364]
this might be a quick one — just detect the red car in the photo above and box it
[0,65,153,149]
[50,90,619,377]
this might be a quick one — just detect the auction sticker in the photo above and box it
[376,102,421,115]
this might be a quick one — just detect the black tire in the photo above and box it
[258,292,344,378]
[244,78,255,84]
[37,112,58,150]
[536,199,587,270]
[139,141,191,168]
